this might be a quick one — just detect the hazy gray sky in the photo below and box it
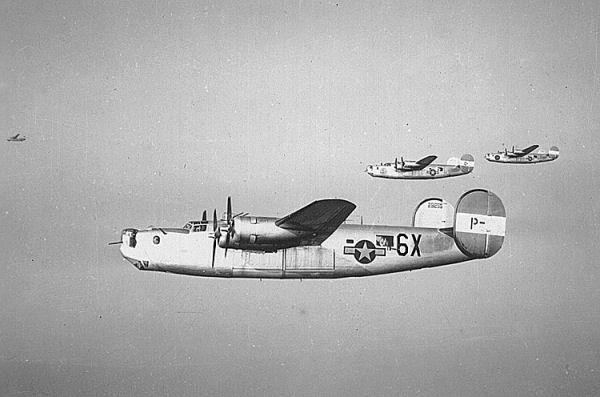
[2,0,600,395]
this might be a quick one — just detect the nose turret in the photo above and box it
[119,228,147,269]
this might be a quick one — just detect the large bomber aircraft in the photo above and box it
[112,189,506,279]
[365,154,474,179]
[485,145,559,164]
[6,133,25,142]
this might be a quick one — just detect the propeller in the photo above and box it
[210,197,239,267]
[107,241,121,246]
[395,157,398,171]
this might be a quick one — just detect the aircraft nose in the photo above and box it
[119,228,146,270]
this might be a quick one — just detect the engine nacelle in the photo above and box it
[218,216,304,251]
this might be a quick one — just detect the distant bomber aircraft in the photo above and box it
[6,133,25,142]
[365,154,474,179]
[485,145,559,164]
[111,190,506,279]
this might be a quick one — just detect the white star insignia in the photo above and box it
[356,241,374,261]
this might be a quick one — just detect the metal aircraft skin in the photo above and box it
[113,189,506,279]
[485,145,559,164]
[365,154,475,180]
[7,133,25,142]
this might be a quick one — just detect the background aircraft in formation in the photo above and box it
[113,190,506,279]
[365,154,474,179]
[485,145,559,164]
[6,133,25,142]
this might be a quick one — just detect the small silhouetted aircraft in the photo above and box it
[111,190,506,279]
[485,145,559,164]
[7,134,25,142]
[365,154,474,179]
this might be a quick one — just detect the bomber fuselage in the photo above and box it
[119,224,470,279]
[366,163,471,179]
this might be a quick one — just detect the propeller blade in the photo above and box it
[227,196,232,224]
[224,221,231,258]
[211,209,219,268]
[212,237,217,268]
[395,157,398,170]
[107,241,122,246]
[213,209,220,239]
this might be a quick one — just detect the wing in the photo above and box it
[275,199,356,245]
[519,144,539,155]
[510,144,539,157]
[413,155,438,170]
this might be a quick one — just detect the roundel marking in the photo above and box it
[527,155,533,161]
[494,155,500,160]
[353,240,377,264]
[429,168,436,176]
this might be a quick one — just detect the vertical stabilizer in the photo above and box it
[412,198,455,228]
[459,154,475,173]
[453,189,505,258]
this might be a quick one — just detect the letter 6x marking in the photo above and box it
[396,233,422,257]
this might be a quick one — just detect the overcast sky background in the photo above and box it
[2,0,600,395]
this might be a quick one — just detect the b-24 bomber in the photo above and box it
[365,154,474,180]
[485,145,559,164]
[112,189,506,279]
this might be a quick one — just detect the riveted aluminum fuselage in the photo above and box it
[120,224,471,279]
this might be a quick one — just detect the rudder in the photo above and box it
[453,189,506,258]
[459,154,475,173]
